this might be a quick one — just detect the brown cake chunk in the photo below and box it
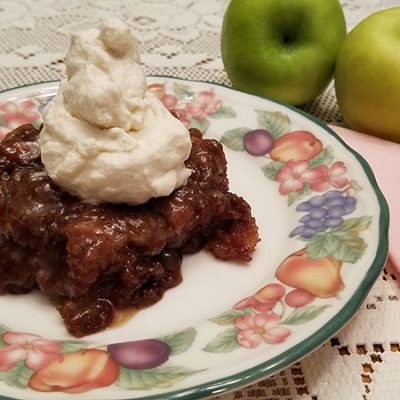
[0,124,259,337]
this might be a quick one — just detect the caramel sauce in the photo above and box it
[111,307,139,328]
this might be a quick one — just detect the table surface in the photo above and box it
[0,1,399,399]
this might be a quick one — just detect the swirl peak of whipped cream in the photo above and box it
[40,19,192,205]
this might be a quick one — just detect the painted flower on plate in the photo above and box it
[234,312,291,348]
[186,88,222,120]
[0,332,63,371]
[0,100,40,130]
[161,94,178,109]
[147,83,191,127]
[275,160,321,195]
[311,161,348,192]
[172,108,191,127]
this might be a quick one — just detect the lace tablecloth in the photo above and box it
[0,1,398,399]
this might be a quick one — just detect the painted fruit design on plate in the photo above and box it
[275,249,343,298]
[29,349,119,393]
[108,339,171,369]
[0,327,199,393]
[147,82,237,133]
[243,129,274,156]
[205,106,371,354]
[269,130,323,163]
[0,82,374,394]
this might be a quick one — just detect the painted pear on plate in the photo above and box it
[275,248,344,298]
[269,131,323,162]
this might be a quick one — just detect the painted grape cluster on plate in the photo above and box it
[0,78,388,400]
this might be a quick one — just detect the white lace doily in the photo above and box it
[0,1,398,399]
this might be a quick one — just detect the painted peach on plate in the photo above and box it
[29,349,119,393]
[275,248,344,298]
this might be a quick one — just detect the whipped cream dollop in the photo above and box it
[40,19,191,205]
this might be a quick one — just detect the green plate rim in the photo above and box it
[0,78,390,400]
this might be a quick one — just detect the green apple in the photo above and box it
[335,7,400,143]
[221,0,346,105]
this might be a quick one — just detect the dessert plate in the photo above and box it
[0,78,389,400]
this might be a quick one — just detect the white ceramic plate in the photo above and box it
[0,78,389,400]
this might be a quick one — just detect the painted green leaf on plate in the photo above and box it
[306,229,367,263]
[190,117,210,133]
[255,110,291,139]
[0,325,8,337]
[220,127,250,151]
[309,146,334,167]
[209,309,252,326]
[117,365,202,390]
[0,361,33,389]
[338,216,372,235]
[287,184,312,206]
[61,340,89,353]
[158,327,196,356]
[283,305,331,325]
[32,120,42,129]
[209,105,236,119]
[261,161,285,180]
[203,327,239,353]
[173,82,195,100]
[0,325,9,348]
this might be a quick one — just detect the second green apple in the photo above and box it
[221,0,346,105]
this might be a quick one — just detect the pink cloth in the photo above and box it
[329,125,399,271]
